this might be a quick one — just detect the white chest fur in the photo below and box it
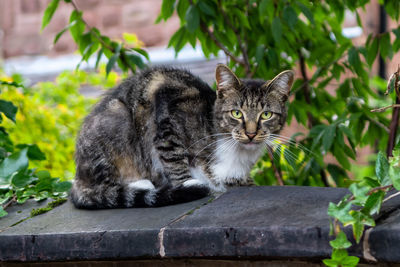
[210,141,264,186]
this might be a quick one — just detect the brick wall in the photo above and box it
[0,0,180,58]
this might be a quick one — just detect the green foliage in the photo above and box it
[0,80,73,218]
[42,0,149,76]
[326,147,400,265]
[158,0,399,188]
[0,70,118,179]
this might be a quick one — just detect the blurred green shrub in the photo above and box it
[1,67,120,180]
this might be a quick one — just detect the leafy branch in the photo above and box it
[42,0,149,76]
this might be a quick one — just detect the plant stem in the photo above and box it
[267,150,284,186]
[200,23,246,67]
[386,66,400,157]
[2,195,16,210]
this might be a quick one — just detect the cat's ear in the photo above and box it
[215,64,241,92]
[262,70,294,101]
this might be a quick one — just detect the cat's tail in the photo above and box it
[70,179,210,209]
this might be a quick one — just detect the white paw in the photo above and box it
[183,179,206,187]
[128,179,155,190]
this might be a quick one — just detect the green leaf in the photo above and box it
[349,183,369,205]
[297,2,315,24]
[0,100,18,123]
[0,148,29,180]
[16,144,46,161]
[36,170,51,180]
[328,201,353,224]
[105,43,122,77]
[390,166,400,190]
[177,0,190,20]
[54,20,77,44]
[322,259,339,267]
[198,1,216,17]
[341,255,359,267]
[125,53,145,69]
[52,181,72,192]
[271,17,282,44]
[376,151,390,186]
[259,0,274,23]
[283,6,298,30]
[323,125,336,152]
[367,37,379,66]
[69,10,85,44]
[159,0,176,21]
[0,206,8,218]
[95,48,104,70]
[329,231,352,249]
[11,171,37,188]
[379,33,393,60]
[185,5,200,33]
[362,191,384,215]
[41,0,60,30]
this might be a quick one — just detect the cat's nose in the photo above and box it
[245,132,256,140]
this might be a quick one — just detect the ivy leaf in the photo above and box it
[349,183,369,206]
[41,0,60,30]
[16,144,46,161]
[0,100,18,123]
[11,171,37,189]
[329,231,352,249]
[0,206,8,218]
[0,148,29,180]
[271,17,282,44]
[185,5,200,33]
[390,165,400,190]
[328,201,353,224]
[376,151,390,186]
[362,191,384,215]
[53,181,72,192]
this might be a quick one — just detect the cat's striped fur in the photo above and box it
[70,65,294,208]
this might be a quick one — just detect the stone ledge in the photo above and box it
[0,186,399,264]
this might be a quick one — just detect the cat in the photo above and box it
[70,64,294,209]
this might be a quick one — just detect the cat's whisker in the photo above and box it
[192,136,232,162]
[268,134,316,157]
[185,133,232,151]
[205,138,237,166]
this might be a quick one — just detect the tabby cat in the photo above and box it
[70,64,294,209]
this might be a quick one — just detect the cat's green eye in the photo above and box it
[231,110,243,119]
[261,111,273,120]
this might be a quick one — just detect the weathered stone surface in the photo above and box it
[162,186,348,258]
[0,197,211,261]
[0,199,50,232]
[367,190,400,262]
[1,186,400,264]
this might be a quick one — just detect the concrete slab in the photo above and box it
[0,197,211,261]
[162,186,348,258]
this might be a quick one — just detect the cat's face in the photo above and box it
[214,64,294,148]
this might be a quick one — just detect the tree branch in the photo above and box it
[386,65,400,157]
[70,0,135,74]
[2,195,16,210]
[218,0,251,76]
[200,23,246,67]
